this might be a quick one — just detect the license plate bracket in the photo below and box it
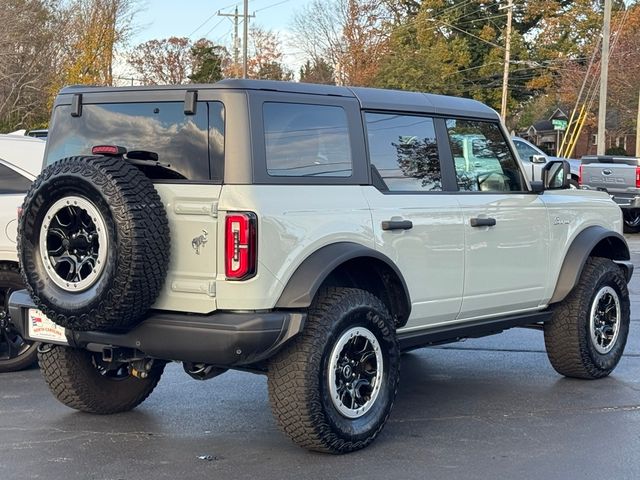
[27,309,68,345]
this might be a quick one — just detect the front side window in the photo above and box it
[263,103,352,177]
[446,119,525,192]
[0,163,31,194]
[45,101,213,181]
[365,112,442,192]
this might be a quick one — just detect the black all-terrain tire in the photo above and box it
[18,156,170,332]
[544,257,630,379]
[623,209,640,233]
[0,263,39,372]
[38,345,165,414]
[267,287,400,454]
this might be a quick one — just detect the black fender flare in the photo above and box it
[549,226,632,304]
[275,242,411,314]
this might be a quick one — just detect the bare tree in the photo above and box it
[291,0,390,86]
[0,0,57,131]
[246,27,292,81]
[128,37,194,85]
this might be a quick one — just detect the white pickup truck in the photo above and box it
[579,155,640,232]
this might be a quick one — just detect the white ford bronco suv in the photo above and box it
[9,80,633,453]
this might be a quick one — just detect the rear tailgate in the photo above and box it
[580,155,639,195]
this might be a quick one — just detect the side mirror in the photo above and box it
[542,160,571,190]
[531,154,547,164]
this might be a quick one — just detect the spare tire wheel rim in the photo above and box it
[589,286,621,354]
[328,326,384,419]
[39,196,109,292]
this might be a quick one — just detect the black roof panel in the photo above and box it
[58,79,498,119]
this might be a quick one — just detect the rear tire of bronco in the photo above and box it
[38,345,165,414]
[267,287,400,454]
[544,257,630,379]
[18,156,170,332]
[623,209,640,233]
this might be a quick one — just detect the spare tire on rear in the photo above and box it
[18,156,170,332]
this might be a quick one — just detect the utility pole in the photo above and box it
[243,0,250,79]
[500,0,513,123]
[597,0,612,156]
[218,6,241,68]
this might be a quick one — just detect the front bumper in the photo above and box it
[9,290,305,367]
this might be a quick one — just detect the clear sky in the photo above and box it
[131,0,313,57]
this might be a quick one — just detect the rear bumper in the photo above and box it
[580,186,640,209]
[612,194,640,209]
[8,290,305,367]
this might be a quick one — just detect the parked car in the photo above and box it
[26,129,48,140]
[0,134,44,372]
[9,80,632,453]
[579,155,640,232]
[512,136,580,188]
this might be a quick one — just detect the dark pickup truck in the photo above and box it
[580,155,640,232]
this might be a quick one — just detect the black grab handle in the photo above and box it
[381,220,413,231]
[470,217,497,227]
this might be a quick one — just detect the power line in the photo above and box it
[187,2,240,38]
[202,18,226,39]
[255,0,292,13]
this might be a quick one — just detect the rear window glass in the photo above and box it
[263,103,352,177]
[45,101,222,181]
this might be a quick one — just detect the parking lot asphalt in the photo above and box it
[3,236,640,480]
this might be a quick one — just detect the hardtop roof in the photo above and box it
[58,79,498,120]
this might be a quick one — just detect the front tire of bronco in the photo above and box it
[38,345,165,414]
[267,287,400,454]
[544,257,630,379]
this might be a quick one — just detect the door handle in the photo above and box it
[381,219,413,231]
[470,217,496,227]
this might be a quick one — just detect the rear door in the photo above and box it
[44,98,226,314]
[362,112,465,329]
[444,119,550,320]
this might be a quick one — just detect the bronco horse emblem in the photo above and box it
[192,230,208,255]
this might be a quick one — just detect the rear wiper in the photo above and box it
[125,150,186,180]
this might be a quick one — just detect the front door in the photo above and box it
[445,118,550,320]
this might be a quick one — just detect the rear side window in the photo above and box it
[0,163,31,193]
[446,119,524,192]
[45,101,219,181]
[263,103,352,177]
[365,112,442,192]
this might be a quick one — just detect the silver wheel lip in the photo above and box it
[39,195,109,293]
[328,326,383,419]
[589,286,621,355]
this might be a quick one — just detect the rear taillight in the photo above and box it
[578,164,583,186]
[636,167,640,188]
[225,212,257,280]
